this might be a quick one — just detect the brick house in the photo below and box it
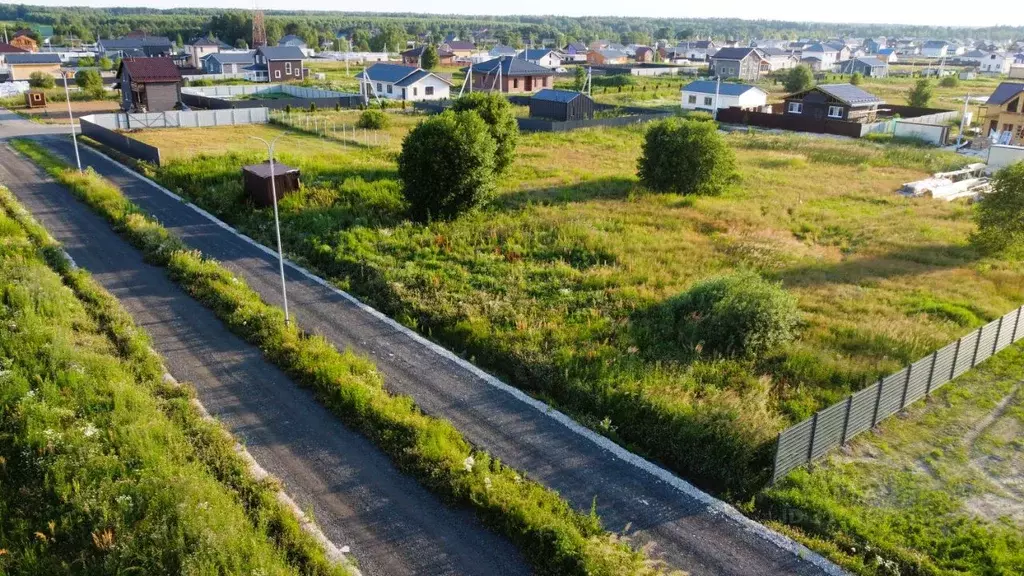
[634,47,655,62]
[587,49,629,65]
[117,57,183,112]
[247,46,305,82]
[465,56,554,93]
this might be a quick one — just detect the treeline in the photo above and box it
[2,4,1022,49]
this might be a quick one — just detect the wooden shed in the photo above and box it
[242,161,300,208]
[529,89,595,121]
[25,90,46,108]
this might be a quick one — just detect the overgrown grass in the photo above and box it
[113,119,1024,497]
[12,139,666,576]
[0,186,348,575]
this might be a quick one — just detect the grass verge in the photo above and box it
[10,138,666,576]
[0,185,348,575]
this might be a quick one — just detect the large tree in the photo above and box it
[974,162,1024,252]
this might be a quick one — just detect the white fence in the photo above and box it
[182,72,250,82]
[82,108,269,130]
[987,145,1024,172]
[181,84,355,99]
[893,121,948,145]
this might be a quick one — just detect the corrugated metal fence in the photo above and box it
[82,109,269,130]
[773,305,1024,483]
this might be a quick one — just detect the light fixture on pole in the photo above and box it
[248,134,291,326]
[61,69,82,172]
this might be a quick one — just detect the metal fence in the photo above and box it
[182,84,356,100]
[774,305,1024,479]
[81,108,269,130]
[772,305,1024,482]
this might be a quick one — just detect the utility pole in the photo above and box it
[61,70,82,172]
[713,74,721,121]
[957,92,971,148]
[248,135,290,326]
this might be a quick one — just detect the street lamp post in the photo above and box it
[61,69,82,172]
[248,135,290,325]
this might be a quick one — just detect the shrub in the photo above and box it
[940,75,960,88]
[573,65,587,91]
[683,110,715,122]
[907,79,934,107]
[637,117,737,195]
[398,110,496,221]
[666,270,800,357]
[28,71,55,89]
[99,56,113,70]
[420,44,439,69]
[77,56,95,67]
[75,69,104,95]
[357,108,390,129]
[451,91,519,174]
[594,74,634,87]
[849,72,863,86]
[784,64,814,93]
[973,161,1024,252]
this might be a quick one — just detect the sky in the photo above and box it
[18,0,1024,28]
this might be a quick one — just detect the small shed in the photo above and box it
[25,90,46,108]
[242,161,300,208]
[529,89,595,121]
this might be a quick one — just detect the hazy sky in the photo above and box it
[19,0,1022,28]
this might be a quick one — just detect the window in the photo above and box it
[425,86,434,96]
[285,61,292,74]
[787,101,803,114]
[688,95,697,104]
[704,96,713,106]
[274,69,281,79]
[827,105,843,119]
[413,87,418,96]
[377,82,382,92]
[513,78,518,88]
[387,84,392,94]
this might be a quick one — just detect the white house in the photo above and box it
[922,40,952,58]
[802,42,845,69]
[677,40,717,61]
[980,52,1012,74]
[877,48,898,63]
[356,62,452,101]
[681,80,767,112]
[519,49,561,69]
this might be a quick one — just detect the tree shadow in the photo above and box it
[496,176,635,210]
[775,242,983,288]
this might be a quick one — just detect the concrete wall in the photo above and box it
[988,145,1024,172]
[893,121,948,144]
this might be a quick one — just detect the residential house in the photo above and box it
[117,57,183,112]
[9,31,37,52]
[400,45,427,65]
[562,42,589,62]
[710,47,770,81]
[489,44,518,58]
[247,46,305,82]
[864,37,887,53]
[355,63,452,101]
[922,40,952,58]
[834,57,888,77]
[784,83,883,123]
[98,36,173,58]
[201,51,254,74]
[961,49,991,64]
[0,42,28,66]
[800,56,823,72]
[3,53,60,81]
[635,46,654,62]
[980,52,1012,74]
[983,82,1024,143]
[679,40,717,61]
[801,42,847,69]
[760,47,798,71]
[187,37,231,68]
[587,49,629,65]
[895,39,920,56]
[681,80,767,112]
[520,49,561,69]
[278,35,307,49]
[529,89,594,121]
[442,41,476,58]
[465,56,554,93]
[877,48,898,63]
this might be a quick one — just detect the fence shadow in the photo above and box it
[496,176,635,210]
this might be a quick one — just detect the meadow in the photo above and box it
[0,186,348,575]
[123,112,1024,496]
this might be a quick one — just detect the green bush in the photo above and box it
[398,110,497,221]
[907,79,934,107]
[451,91,519,174]
[973,161,1024,252]
[74,69,105,98]
[784,64,814,93]
[28,71,55,89]
[98,56,113,71]
[637,117,737,195]
[939,75,959,88]
[420,44,439,69]
[593,74,634,87]
[849,72,863,86]
[77,55,95,67]
[356,108,389,129]
[666,271,800,357]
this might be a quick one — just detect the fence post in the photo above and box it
[900,364,912,409]
[992,316,1003,355]
[925,350,938,397]
[806,412,820,463]
[971,325,983,367]
[771,432,784,484]
[949,338,962,380]
[839,395,854,444]
[871,379,884,427]
[1013,307,1023,343]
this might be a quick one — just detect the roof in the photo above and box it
[760,47,789,56]
[565,42,588,51]
[0,43,28,53]
[205,51,254,64]
[278,35,307,47]
[466,56,554,77]
[401,45,427,57]
[877,48,896,55]
[923,40,950,49]
[801,56,822,62]
[712,47,760,61]
[356,62,452,86]
[99,36,172,50]
[811,83,882,106]
[532,89,589,103]
[523,49,555,60]
[596,49,628,60]
[118,57,183,83]
[986,82,1024,105]
[824,41,847,51]
[191,37,230,48]
[444,40,475,50]
[490,44,517,55]
[243,161,299,178]
[838,57,887,68]
[804,43,838,53]
[256,46,305,61]
[694,40,714,49]
[682,80,765,97]
[963,49,988,57]
[4,53,61,65]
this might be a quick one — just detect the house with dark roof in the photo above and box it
[676,40,718,61]
[784,84,883,123]
[187,36,232,68]
[355,63,452,101]
[277,35,307,49]
[562,42,589,62]
[876,48,898,63]
[465,56,555,93]
[441,40,475,58]
[710,47,769,81]
[117,58,183,112]
[922,40,952,58]
[587,49,628,65]
[4,52,61,80]
[0,42,29,68]
[529,89,594,121]
[801,43,848,69]
[834,57,889,77]
[759,47,799,71]
[520,49,561,69]
[99,36,173,58]
[982,82,1024,144]
[634,46,655,63]
[681,80,767,112]
[489,44,518,58]
[202,51,255,74]
[9,30,37,52]
[399,45,455,66]
[247,46,305,82]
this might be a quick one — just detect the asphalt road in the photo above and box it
[1,110,843,575]
[0,128,529,576]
